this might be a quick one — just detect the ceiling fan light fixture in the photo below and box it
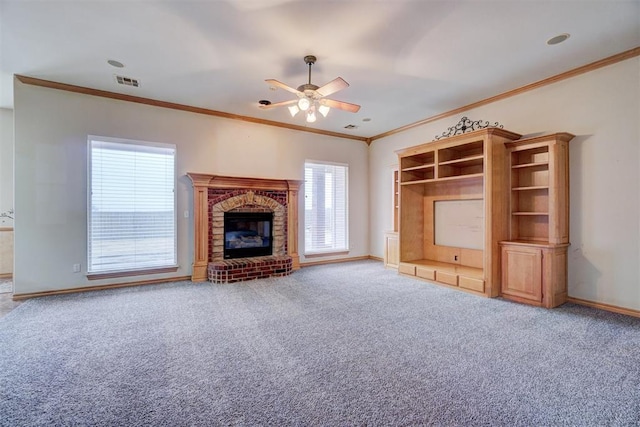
[298,97,311,111]
[306,109,317,123]
[318,104,330,117]
[288,105,300,117]
[262,54,360,124]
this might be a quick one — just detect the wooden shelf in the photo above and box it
[501,239,569,247]
[400,152,435,170]
[400,173,484,186]
[438,140,484,163]
[436,173,484,182]
[400,178,436,186]
[439,154,484,167]
[438,156,484,178]
[400,168,435,184]
[512,161,549,169]
[402,164,435,172]
[512,212,549,215]
[512,186,549,191]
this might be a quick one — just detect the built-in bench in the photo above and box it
[208,255,293,284]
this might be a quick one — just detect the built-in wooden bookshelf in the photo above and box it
[384,167,400,270]
[395,128,573,308]
[500,133,574,308]
[393,168,399,232]
[396,128,522,298]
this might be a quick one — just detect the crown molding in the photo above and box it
[369,46,640,142]
[15,46,639,146]
[14,75,370,144]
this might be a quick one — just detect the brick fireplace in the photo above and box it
[187,173,302,283]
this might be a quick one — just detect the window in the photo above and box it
[304,161,348,254]
[88,137,176,275]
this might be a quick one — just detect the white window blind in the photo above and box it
[304,161,348,254]
[88,137,176,274]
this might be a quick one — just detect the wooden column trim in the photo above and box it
[287,180,302,270]
[191,183,210,282]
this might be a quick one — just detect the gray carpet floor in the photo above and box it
[1,260,639,426]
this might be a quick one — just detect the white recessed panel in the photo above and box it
[434,199,484,250]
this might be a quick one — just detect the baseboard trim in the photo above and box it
[567,297,640,318]
[12,276,192,301]
[11,258,385,298]
[0,273,13,279]
[300,255,379,268]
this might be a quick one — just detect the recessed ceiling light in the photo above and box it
[258,100,271,106]
[107,59,125,68]
[547,33,570,45]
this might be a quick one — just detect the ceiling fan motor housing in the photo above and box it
[297,83,320,97]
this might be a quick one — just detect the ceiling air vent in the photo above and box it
[114,75,140,87]
[344,124,358,130]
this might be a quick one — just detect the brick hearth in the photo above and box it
[208,255,293,283]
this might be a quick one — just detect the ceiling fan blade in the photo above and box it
[316,77,349,97]
[265,79,302,95]
[322,98,361,113]
[259,99,298,109]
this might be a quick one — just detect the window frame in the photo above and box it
[87,135,178,279]
[303,160,349,256]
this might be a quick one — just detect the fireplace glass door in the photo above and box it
[224,212,273,259]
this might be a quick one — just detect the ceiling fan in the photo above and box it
[260,55,361,123]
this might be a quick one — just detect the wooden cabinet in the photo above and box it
[501,242,568,308]
[396,128,522,297]
[500,133,574,308]
[384,231,399,269]
[501,244,543,302]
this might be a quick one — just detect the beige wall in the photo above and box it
[369,57,640,311]
[13,79,369,294]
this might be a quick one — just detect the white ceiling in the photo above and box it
[1,0,639,138]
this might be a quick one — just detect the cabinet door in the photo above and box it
[501,245,542,302]
[384,232,399,269]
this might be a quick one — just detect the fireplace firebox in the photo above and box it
[224,212,273,259]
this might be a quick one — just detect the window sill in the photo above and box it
[304,250,350,258]
[87,266,179,280]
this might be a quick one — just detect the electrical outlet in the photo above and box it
[73,263,81,273]
[184,210,189,218]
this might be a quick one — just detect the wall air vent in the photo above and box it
[344,124,359,130]
[114,75,140,87]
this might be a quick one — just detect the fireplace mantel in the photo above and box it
[187,173,302,282]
